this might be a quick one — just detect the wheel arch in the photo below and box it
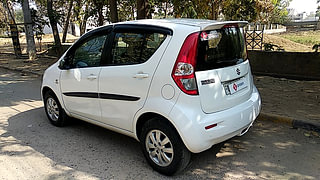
[41,86,68,114]
[42,86,53,99]
[135,112,180,142]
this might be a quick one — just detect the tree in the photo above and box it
[152,0,173,19]
[137,0,152,19]
[2,0,22,57]
[21,0,36,60]
[222,0,258,22]
[109,0,118,22]
[62,0,73,43]
[118,0,135,21]
[268,0,291,24]
[74,0,92,35]
[0,3,7,29]
[92,0,106,25]
[255,0,274,23]
[316,0,320,21]
[191,0,211,19]
[47,0,62,54]
[316,0,320,31]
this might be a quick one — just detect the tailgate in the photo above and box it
[194,22,252,113]
[196,61,252,113]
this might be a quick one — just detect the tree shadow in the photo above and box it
[0,68,41,108]
[3,106,319,179]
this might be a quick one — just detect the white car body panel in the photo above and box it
[196,60,252,113]
[60,67,102,121]
[169,86,261,153]
[41,62,64,108]
[99,36,172,131]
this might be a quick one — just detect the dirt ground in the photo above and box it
[263,34,313,52]
[254,76,320,122]
[0,68,319,179]
[0,34,78,54]
[0,53,57,75]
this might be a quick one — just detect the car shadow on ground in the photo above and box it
[2,106,319,179]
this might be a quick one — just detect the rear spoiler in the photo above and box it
[201,21,248,31]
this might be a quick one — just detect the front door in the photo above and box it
[98,26,171,131]
[60,32,109,120]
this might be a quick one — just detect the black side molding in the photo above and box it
[63,92,140,101]
[63,92,99,98]
[99,93,140,101]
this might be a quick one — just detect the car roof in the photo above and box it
[118,19,248,31]
[85,18,248,38]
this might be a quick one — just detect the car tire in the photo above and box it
[140,117,191,175]
[44,91,68,127]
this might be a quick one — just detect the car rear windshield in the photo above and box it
[196,27,247,71]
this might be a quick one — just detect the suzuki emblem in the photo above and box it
[236,68,240,75]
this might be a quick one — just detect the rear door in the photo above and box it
[195,24,253,113]
[98,25,171,131]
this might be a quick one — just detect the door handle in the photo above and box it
[87,74,97,80]
[133,73,149,79]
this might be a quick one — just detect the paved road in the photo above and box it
[0,68,319,179]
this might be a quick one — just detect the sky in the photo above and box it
[288,0,318,14]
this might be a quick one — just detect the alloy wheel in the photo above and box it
[46,97,59,122]
[145,130,174,167]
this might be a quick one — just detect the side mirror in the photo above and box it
[58,56,71,70]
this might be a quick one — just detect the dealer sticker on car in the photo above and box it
[225,78,248,95]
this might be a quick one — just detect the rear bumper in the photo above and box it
[169,86,261,153]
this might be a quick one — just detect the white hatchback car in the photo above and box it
[42,19,261,175]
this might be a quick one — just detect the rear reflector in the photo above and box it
[205,123,217,130]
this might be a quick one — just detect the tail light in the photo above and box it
[172,32,199,95]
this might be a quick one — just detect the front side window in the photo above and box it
[111,32,166,65]
[72,35,107,68]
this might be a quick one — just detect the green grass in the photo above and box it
[279,30,320,46]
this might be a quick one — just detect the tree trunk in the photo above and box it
[109,0,118,23]
[98,7,104,26]
[210,0,219,20]
[131,5,135,20]
[79,3,90,35]
[47,0,62,55]
[62,0,73,43]
[22,0,36,60]
[71,22,76,36]
[164,1,167,18]
[80,19,87,35]
[137,0,146,19]
[3,1,22,57]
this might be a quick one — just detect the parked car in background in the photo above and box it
[41,19,261,175]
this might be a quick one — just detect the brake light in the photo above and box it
[223,23,238,28]
[172,32,199,95]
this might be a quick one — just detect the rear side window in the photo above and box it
[196,27,247,71]
[111,32,166,65]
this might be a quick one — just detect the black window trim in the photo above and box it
[64,25,113,69]
[113,24,173,35]
[63,24,173,68]
[101,24,172,66]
